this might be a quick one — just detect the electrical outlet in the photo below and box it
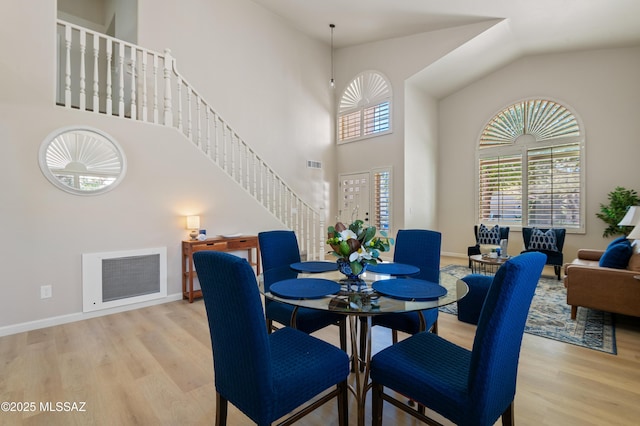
[41,285,52,299]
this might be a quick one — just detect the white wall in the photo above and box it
[333,20,502,232]
[0,0,333,331]
[438,46,640,259]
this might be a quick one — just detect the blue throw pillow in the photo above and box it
[607,236,628,249]
[528,228,558,251]
[599,239,633,269]
[477,224,500,245]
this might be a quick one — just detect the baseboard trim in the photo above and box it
[441,251,467,259]
[0,293,183,338]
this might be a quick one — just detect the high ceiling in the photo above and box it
[251,0,640,97]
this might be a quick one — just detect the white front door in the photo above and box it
[338,172,370,226]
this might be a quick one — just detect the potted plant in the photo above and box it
[596,186,640,237]
[326,219,392,282]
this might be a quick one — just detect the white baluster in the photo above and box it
[222,125,227,172]
[79,30,86,110]
[64,25,71,108]
[213,113,219,163]
[252,151,258,198]
[117,43,125,116]
[106,40,113,115]
[196,95,202,148]
[205,107,211,155]
[163,48,173,126]
[230,131,236,180]
[244,144,250,191]
[176,77,183,131]
[186,89,192,140]
[130,47,137,119]
[141,53,148,121]
[260,159,265,204]
[92,35,99,112]
[153,54,158,124]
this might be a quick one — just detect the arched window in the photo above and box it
[477,99,584,231]
[337,70,392,143]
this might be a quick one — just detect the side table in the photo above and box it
[182,236,260,302]
[469,253,509,275]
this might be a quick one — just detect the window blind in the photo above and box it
[527,144,581,227]
[373,170,390,231]
[478,155,523,224]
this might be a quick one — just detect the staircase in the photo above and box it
[56,19,324,259]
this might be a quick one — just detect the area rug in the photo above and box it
[439,265,617,354]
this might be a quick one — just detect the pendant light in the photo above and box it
[329,24,335,88]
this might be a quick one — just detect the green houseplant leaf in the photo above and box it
[596,186,640,237]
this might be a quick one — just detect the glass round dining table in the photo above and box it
[259,264,468,426]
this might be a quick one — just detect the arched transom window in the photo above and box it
[337,70,392,143]
[477,99,584,231]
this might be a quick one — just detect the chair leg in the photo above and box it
[215,392,228,426]
[266,318,273,334]
[501,402,514,426]
[371,383,384,426]
[555,265,561,280]
[359,319,367,372]
[391,329,398,344]
[337,380,349,426]
[431,319,438,335]
[339,319,347,351]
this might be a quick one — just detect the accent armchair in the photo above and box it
[467,225,510,267]
[521,227,565,279]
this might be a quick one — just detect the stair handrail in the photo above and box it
[56,19,324,259]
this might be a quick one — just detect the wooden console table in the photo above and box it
[182,235,261,302]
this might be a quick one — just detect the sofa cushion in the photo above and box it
[627,243,640,272]
[599,239,632,269]
[477,224,500,245]
[528,228,558,251]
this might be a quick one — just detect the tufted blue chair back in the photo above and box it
[466,251,546,424]
[393,229,441,282]
[259,230,301,272]
[193,251,274,422]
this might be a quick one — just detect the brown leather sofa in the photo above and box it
[564,245,640,319]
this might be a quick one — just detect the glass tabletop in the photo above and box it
[259,267,468,316]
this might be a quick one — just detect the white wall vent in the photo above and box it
[307,160,322,169]
[82,247,167,312]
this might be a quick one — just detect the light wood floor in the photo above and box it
[1,257,640,425]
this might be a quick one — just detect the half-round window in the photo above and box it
[338,70,392,143]
[477,99,584,231]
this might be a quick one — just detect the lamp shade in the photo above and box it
[186,215,200,230]
[627,220,640,240]
[618,206,640,226]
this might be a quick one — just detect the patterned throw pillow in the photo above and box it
[477,224,501,245]
[528,228,558,251]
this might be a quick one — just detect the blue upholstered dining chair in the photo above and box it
[363,229,442,345]
[258,230,347,350]
[370,252,546,426]
[193,250,350,426]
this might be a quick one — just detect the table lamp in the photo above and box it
[627,219,640,241]
[618,206,640,234]
[186,215,200,240]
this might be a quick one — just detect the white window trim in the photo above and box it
[475,98,586,233]
[337,70,393,144]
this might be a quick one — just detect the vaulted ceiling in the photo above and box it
[251,0,640,97]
